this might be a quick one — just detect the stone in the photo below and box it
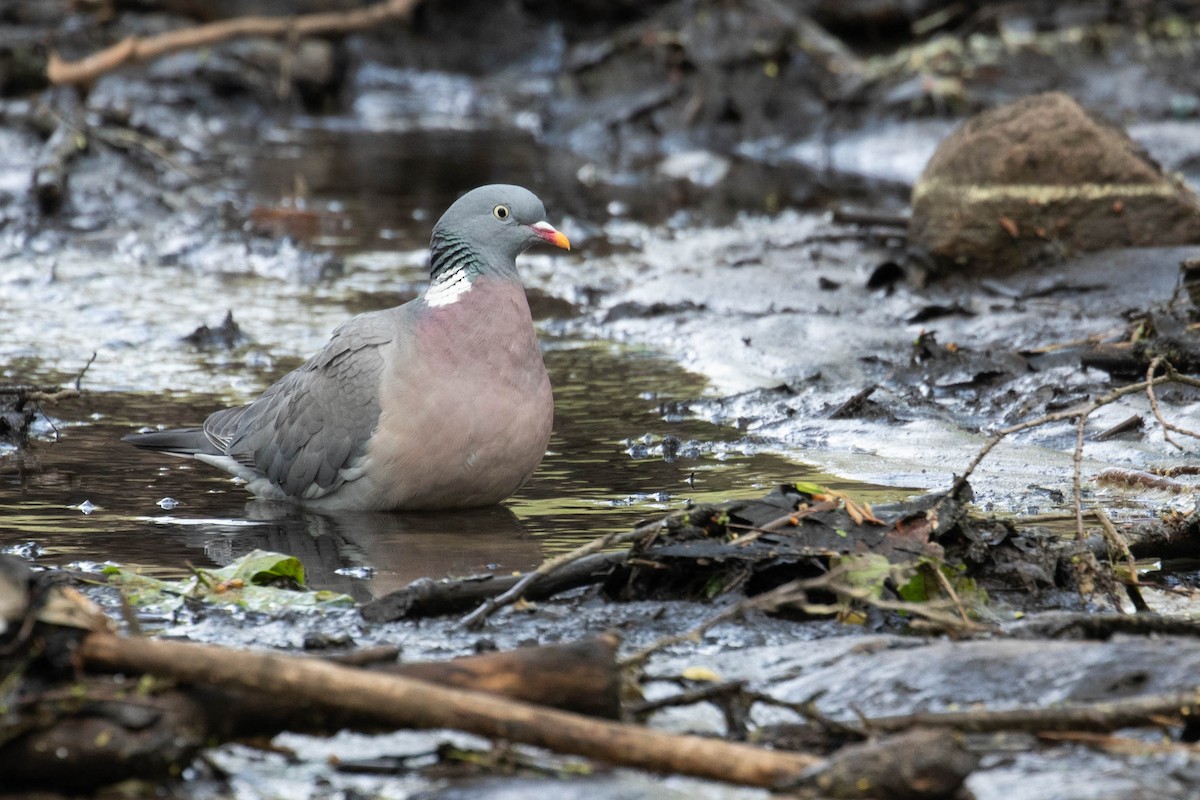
[910,92,1200,274]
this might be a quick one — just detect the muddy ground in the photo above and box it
[5,1,1200,798]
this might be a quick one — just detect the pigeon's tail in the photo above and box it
[122,428,216,457]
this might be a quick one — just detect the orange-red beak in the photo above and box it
[530,221,571,251]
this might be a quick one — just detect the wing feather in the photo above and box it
[204,308,403,498]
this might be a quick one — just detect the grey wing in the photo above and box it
[206,310,398,499]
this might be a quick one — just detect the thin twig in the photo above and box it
[930,562,969,623]
[748,690,868,739]
[460,519,666,629]
[75,351,97,392]
[628,680,748,716]
[1146,357,1200,447]
[934,367,1198,515]
[1094,508,1148,612]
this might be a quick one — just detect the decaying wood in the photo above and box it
[1092,413,1144,441]
[362,551,626,623]
[1,631,621,789]
[78,631,824,788]
[1080,338,1200,380]
[0,679,214,791]
[1095,467,1191,493]
[1121,508,1200,559]
[828,384,878,419]
[204,634,624,743]
[48,0,421,86]
[380,633,622,720]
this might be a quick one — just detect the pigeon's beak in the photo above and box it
[530,221,571,251]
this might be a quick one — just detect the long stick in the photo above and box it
[49,0,421,85]
[79,632,821,788]
[864,688,1200,733]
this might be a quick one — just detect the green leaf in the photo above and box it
[898,570,931,602]
[210,550,306,588]
[832,553,892,600]
[106,549,353,614]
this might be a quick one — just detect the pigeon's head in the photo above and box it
[432,184,570,268]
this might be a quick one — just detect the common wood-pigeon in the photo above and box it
[125,184,569,510]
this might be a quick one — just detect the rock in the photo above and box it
[910,92,1200,274]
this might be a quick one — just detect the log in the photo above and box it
[79,632,823,788]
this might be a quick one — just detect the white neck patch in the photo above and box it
[424,267,473,308]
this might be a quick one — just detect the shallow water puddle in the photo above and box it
[0,341,907,601]
[0,125,912,600]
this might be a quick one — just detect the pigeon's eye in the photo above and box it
[492,204,510,221]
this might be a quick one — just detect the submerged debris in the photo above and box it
[181,309,249,349]
[0,383,78,448]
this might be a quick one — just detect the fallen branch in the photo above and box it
[48,0,421,86]
[862,688,1200,734]
[1006,611,1200,640]
[78,631,823,788]
[1038,730,1200,757]
[380,633,622,720]
[1095,467,1192,494]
